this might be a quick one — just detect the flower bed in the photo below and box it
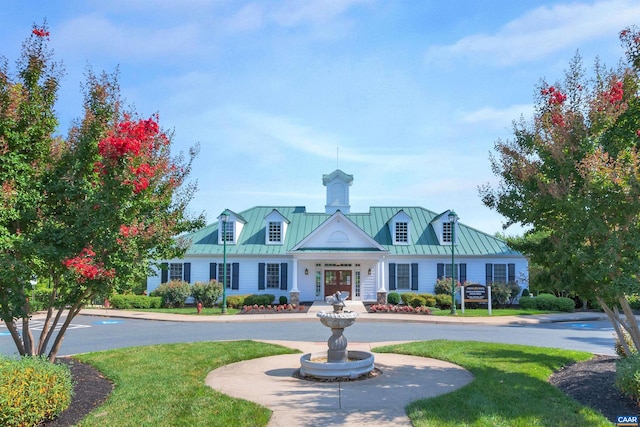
[366,304,431,315]
[240,303,309,314]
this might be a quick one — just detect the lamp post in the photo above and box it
[448,210,458,315]
[220,210,230,314]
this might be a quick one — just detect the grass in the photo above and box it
[429,308,554,317]
[121,307,240,315]
[73,341,298,427]
[375,340,610,427]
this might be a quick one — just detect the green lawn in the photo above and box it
[70,340,612,427]
[429,308,555,317]
[376,340,610,426]
[73,341,297,427]
[123,307,240,315]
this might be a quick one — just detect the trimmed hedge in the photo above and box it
[400,292,418,305]
[0,356,73,427]
[419,293,436,307]
[243,294,275,306]
[191,280,223,308]
[519,293,574,312]
[616,353,640,403]
[225,295,249,309]
[435,293,452,309]
[387,292,401,305]
[109,294,162,309]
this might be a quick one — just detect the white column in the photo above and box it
[377,257,386,292]
[291,259,299,292]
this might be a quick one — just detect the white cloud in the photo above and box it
[460,104,533,128]
[427,0,640,66]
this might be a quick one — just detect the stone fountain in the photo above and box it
[299,291,375,379]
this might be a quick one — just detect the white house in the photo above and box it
[147,169,528,304]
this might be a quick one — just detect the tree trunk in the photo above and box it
[5,320,26,356]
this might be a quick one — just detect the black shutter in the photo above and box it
[508,263,515,282]
[183,263,191,283]
[280,263,288,290]
[209,263,217,281]
[389,263,396,290]
[437,263,444,280]
[232,263,239,290]
[161,262,168,283]
[485,263,493,285]
[459,263,467,283]
[411,263,418,290]
[258,263,265,290]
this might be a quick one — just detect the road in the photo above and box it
[0,315,618,357]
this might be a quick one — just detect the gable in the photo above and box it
[292,211,385,251]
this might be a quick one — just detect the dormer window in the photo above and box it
[389,211,411,245]
[264,209,289,245]
[220,221,234,243]
[395,222,408,244]
[442,222,452,243]
[268,221,282,244]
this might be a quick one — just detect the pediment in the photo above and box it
[291,211,385,251]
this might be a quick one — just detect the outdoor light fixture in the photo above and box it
[305,268,309,275]
[448,210,458,315]
[220,210,230,314]
[368,268,372,276]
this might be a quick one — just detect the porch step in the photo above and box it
[308,301,367,314]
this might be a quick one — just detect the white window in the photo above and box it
[266,263,280,289]
[218,263,231,288]
[442,222,452,243]
[395,222,408,244]
[222,221,234,243]
[169,263,183,281]
[396,264,410,290]
[268,221,282,244]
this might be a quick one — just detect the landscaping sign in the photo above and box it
[464,284,488,302]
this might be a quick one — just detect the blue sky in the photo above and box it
[2,1,639,236]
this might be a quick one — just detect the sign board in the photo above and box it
[464,284,488,302]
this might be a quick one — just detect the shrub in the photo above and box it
[400,292,418,305]
[191,280,223,308]
[518,293,574,312]
[435,294,452,309]
[109,294,162,309]
[225,295,249,308]
[387,292,401,305]
[491,283,512,307]
[435,278,459,295]
[616,353,640,404]
[419,293,436,307]
[615,329,637,358]
[0,355,73,427]
[627,294,640,311]
[408,295,426,308]
[521,288,530,297]
[150,280,191,308]
[279,295,288,305]
[244,294,275,306]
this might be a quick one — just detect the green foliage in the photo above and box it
[434,278,456,295]
[191,280,222,308]
[408,295,426,308]
[419,293,437,307]
[0,355,73,427]
[29,288,53,313]
[243,294,275,306]
[435,293,452,309]
[387,292,400,304]
[225,295,248,309]
[109,294,162,309]
[400,292,417,305]
[150,281,191,308]
[519,293,575,312]
[616,353,640,404]
[491,282,521,306]
[615,329,637,358]
[279,295,288,305]
[521,288,530,297]
[627,294,640,310]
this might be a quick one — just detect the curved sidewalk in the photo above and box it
[205,340,474,427]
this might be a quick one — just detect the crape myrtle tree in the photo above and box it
[0,25,205,361]
[479,27,640,355]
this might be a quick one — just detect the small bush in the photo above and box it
[435,294,452,309]
[150,280,191,308]
[279,295,288,305]
[225,295,249,309]
[400,292,418,305]
[435,278,460,295]
[387,292,401,305]
[616,353,640,404]
[244,294,275,306]
[521,288,530,297]
[408,295,426,308]
[419,293,436,307]
[518,293,574,312]
[191,280,223,308]
[615,330,638,358]
[0,355,73,427]
[627,294,640,311]
[491,283,512,307]
[109,294,162,309]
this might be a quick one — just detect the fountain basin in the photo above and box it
[317,310,358,329]
[299,351,375,379]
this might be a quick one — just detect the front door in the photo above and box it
[324,270,352,300]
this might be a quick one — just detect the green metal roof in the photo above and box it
[184,206,520,257]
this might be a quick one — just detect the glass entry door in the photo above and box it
[324,270,352,300]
